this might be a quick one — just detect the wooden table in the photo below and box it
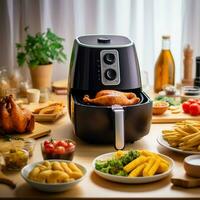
[1,95,200,199]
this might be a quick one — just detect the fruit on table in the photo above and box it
[0,95,35,133]
[41,139,76,160]
[182,98,200,116]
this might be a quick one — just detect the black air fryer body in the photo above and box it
[68,35,152,148]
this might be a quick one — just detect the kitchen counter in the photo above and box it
[0,95,200,199]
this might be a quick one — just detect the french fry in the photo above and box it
[143,157,155,176]
[123,156,148,173]
[128,163,146,177]
[147,158,161,176]
[157,162,169,173]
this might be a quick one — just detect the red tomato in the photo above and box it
[188,98,197,104]
[44,140,51,146]
[182,102,191,113]
[196,100,200,105]
[44,143,55,153]
[189,103,200,116]
[56,140,69,148]
[54,146,66,154]
[51,140,59,147]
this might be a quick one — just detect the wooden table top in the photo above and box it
[1,95,200,199]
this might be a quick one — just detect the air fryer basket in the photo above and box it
[70,90,152,144]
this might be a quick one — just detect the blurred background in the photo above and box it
[0,0,200,85]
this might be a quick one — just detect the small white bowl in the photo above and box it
[184,155,200,178]
[27,89,40,103]
[21,160,87,192]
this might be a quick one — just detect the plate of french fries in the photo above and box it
[92,150,174,184]
[158,120,200,154]
[21,160,87,192]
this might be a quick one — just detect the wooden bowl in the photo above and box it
[152,101,169,115]
[184,155,200,178]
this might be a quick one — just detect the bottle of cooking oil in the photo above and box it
[154,36,175,93]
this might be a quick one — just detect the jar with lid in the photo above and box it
[0,68,10,98]
[154,36,175,93]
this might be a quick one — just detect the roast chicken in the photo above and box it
[0,95,35,134]
[83,90,140,106]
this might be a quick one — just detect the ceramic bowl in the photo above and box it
[21,160,87,192]
[184,155,200,178]
[152,101,169,115]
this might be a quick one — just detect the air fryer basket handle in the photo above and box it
[112,105,125,150]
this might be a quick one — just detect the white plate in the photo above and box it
[21,160,87,192]
[157,135,200,155]
[92,152,174,184]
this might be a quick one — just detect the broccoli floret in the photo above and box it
[116,170,128,176]
[95,150,140,176]
[120,150,140,165]
[95,160,108,170]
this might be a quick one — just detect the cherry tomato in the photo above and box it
[44,140,51,146]
[44,143,55,153]
[182,102,191,113]
[188,98,197,104]
[54,146,66,154]
[189,103,200,116]
[196,100,200,105]
[51,140,59,147]
[56,140,69,148]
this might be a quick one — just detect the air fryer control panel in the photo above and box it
[100,50,120,85]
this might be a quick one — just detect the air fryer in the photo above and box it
[68,35,152,149]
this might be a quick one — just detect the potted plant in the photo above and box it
[16,27,66,89]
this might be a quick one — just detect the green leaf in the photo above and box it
[16,27,67,67]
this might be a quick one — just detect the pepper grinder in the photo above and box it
[194,57,200,87]
[182,44,193,86]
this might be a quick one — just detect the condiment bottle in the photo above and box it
[154,36,175,93]
[182,44,193,86]
[194,57,200,87]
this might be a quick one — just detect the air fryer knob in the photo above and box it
[103,53,116,65]
[104,69,117,81]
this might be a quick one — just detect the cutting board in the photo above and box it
[0,123,51,139]
[152,110,200,123]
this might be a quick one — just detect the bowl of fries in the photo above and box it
[21,160,87,192]
[152,101,169,115]
[158,120,200,154]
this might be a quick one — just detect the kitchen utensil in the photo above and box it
[0,155,16,188]
[68,35,152,149]
[171,178,200,188]
[184,155,200,177]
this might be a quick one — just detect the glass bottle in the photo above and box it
[154,36,175,93]
[0,68,10,98]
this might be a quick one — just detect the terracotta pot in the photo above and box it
[30,64,53,89]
